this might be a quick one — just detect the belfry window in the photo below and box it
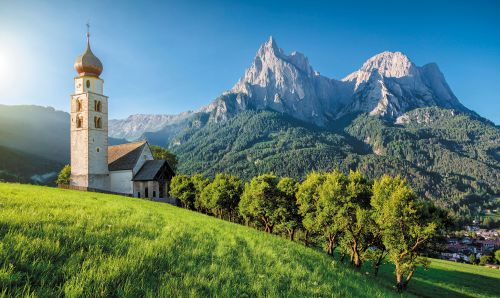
[94,116,102,129]
[76,100,82,112]
[86,80,91,89]
[94,100,102,112]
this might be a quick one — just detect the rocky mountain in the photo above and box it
[109,112,194,141]
[3,37,498,213]
[109,37,471,139]
[340,51,469,118]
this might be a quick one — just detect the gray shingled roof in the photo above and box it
[108,141,147,171]
[132,160,166,181]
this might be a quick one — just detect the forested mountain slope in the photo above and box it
[168,107,499,212]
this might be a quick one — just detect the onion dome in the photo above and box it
[74,30,103,77]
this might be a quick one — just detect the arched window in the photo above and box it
[94,116,102,129]
[86,80,91,89]
[76,99,82,112]
[94,100,102,112]
[76,115,83,128]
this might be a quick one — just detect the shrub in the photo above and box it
[56,165,71,185]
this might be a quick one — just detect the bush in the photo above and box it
[479,255,491,266]
[56,165,71,185]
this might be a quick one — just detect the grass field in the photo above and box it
[0,183,499,297]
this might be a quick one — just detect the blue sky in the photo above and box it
[0,0,499,123]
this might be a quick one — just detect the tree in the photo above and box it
[56,165,71,185]
[371,175,438,292]
[479,255,491,266]
[169,175,196,209]
[276,177,301,241]
[239,174,282,233]
[340,170,373,268]
[191,173,210,212]
[495,250,500,264]
[469,253,476,265]
[315,170,348,256]
[296,172,325,246]
[150,145,178,172]
[200,173,242,221]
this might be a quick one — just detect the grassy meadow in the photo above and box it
[0,183,499,297]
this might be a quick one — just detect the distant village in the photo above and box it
[440,214,499,267]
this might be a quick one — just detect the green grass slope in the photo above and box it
[0,183,499,297]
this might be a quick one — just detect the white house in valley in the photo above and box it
[69,27,174,198]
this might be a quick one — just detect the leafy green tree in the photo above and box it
[495,250,500,264]
[469,253,476,265]
[315,170,348,256]
[200,173,242,221]
[239,174,282,233]
[150,145,178,172]
[340,170,373,268]
[170,175,196,209]
[371,175,438,292]
[296,172,325,246]
[191,173,210,212]
[276,177,301,241]
[56,165,71,185]
[479,255,491,266]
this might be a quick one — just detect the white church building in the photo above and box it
[69,29,174,199]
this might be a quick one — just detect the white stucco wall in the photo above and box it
[109,170,133,194]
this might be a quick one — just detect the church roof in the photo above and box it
[132,160,168,181]
[108,141,147,171]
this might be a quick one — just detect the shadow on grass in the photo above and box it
[372,259,500,298]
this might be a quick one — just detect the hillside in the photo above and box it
[0,183,499,297]
[0,105,69,163]
[0,145,62,184]
[167,108,499,211]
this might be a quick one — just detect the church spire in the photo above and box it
[74,22,103,77]
[86,22,91,49]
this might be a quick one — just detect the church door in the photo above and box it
[145,187,149,198]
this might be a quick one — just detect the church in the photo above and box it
[69,29,175,199]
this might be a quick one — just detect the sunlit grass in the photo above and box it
[0,183,498,297]
[0,183,398,297]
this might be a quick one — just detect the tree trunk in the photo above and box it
[352,240,362,269]
[402,270,415,290]
[395,263,404,292]
[326,233,335,256]
[304,230,309,247]
[288,228,296,241]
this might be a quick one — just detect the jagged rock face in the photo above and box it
[206,38,467,125]
[340,51,466,118]
[224,36,347,125]
[109,112,193,141]
[109,37,471,140]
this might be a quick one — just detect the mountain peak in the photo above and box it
[360,51,416,78]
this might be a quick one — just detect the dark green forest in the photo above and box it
[168,107,499,216]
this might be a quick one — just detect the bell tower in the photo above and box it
[70,24,109,190]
